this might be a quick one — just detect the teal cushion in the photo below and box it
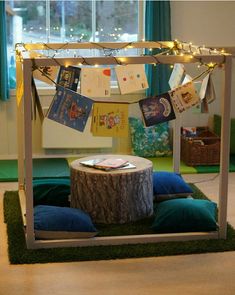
[151,198,217,233]
[153,171,193,199]
[214,114,235,154]
[129,117,172,157]
[33,178,70,207]
[34,205,97,239]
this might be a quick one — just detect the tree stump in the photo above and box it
[70,155,153,224]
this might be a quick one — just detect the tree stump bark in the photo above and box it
[70,155,153,224]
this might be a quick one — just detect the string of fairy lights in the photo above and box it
[15,39,228,104]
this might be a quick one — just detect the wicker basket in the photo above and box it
[181,127,220,166]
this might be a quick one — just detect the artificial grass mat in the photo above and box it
[3,184,235,264]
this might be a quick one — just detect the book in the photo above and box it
[168,63,185,90]
[139,92,176,126]
[115,64,149,94]
[57,66,81,91]
[80,67,111,97]
[79,158,106,167]
[169,81,200,113]
[46,86,93,132]
[80,158,134,171]
[91,103,129,137]
[181,127,197,137]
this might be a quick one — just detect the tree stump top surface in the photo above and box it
[70,154,153,174]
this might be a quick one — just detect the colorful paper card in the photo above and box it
[169,81,200,113]
[47,86,93,132]
[199,74,210,100]
[115,64,149,94]
[199,74,216,104]
[168,63,185,90]
[139,93,176,126]
[182,74,192,85]
[91,103,129,137]
[80,67,111,97]
[57,66,81,91]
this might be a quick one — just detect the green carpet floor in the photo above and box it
[0,158,70,182]
[147,157,197,174]
[3,184,235,264]
[1,155,235,182]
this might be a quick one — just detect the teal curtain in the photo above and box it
[145,0,171,96]
[0,1,9,101]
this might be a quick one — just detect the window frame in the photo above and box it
[7,0,145,92]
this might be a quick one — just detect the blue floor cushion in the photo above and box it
[34,205,98,239]
[151,198,217,233]
[153,171,193,201]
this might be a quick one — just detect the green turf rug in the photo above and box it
[147,157,197,174]
[0,158,70,182]
[3,185,235,264]
[194,155,235,174]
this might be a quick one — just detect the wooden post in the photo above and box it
[218,55,232,239]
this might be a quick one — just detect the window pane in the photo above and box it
[8,1,47,43]
[96,0,138,42]
[50,1,92,43]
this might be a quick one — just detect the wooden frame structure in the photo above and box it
[15,41,232,249]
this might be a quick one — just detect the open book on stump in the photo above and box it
[79,158,136,171]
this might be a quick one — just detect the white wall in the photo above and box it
[171,1,235,126]
[1,1,235,158]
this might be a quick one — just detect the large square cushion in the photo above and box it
[153,171,193,201]
[151,198,217,233]
[34,205,97,239]
[33,178,70,207]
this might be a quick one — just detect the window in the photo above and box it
[6,0,144,89]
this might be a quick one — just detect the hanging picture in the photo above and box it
[115,64,149,94]
[169,81,200,113]
[33,65,59,85]
[30,50,59,86]
[80,67,111,97]
[182,74,192,85]
[91,103,129,137]
[47,86,93,132]
[168,63,185,90]
[139,93,176,126]
[199,74,216,104]
[57,66,81,91]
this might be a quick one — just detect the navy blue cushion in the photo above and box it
[33,178,70,207]
[151,198,217,233]
[153,171,193,198]
[34,205,97,239]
